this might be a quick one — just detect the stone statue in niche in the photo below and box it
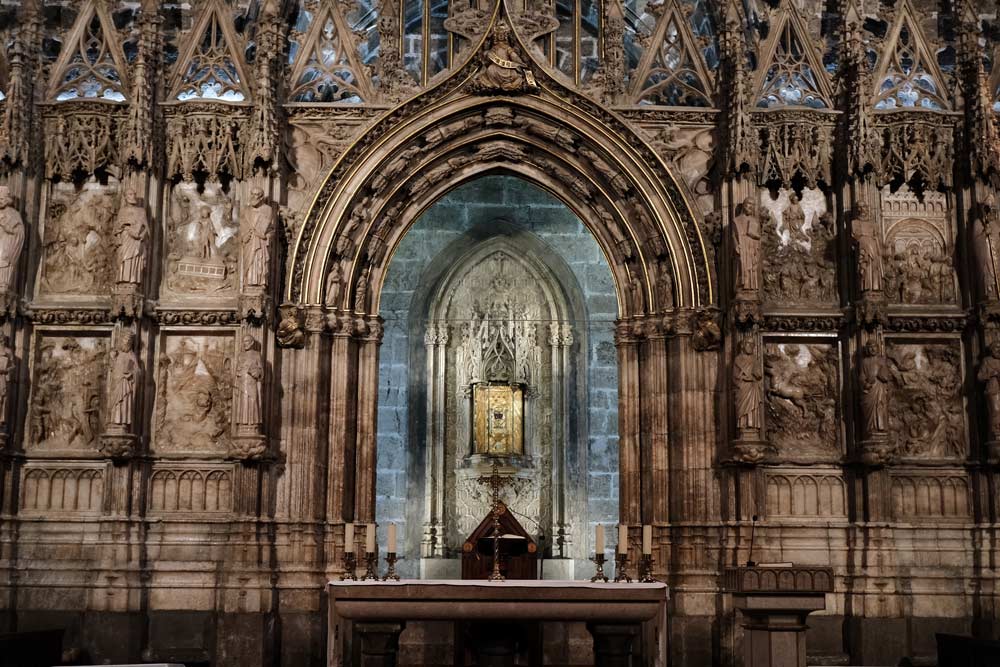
[41,185,116,295]
[324,261,343,307]
[164,182,238,296]
[235,335,264,435]
[0,334,14,431]
[732,197,761,296]
[733,335,763,433]
[470,23,537,94]
[240,187,274,290]
[851,204,883,294]
[764,343,838,457]
[114,189,149,286]
[0,186,25,300]
[886,343,965,459]
[107,332,138,431]
[153,336,233,452]
[978,341,1000,444]
[761,192,836,303]
[859,341,889,440]
[355,265,370,312]
[29,337,107,450]
[974,197,1000,302]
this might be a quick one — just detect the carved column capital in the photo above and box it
[614,319,642,345]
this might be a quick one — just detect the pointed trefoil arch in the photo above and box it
[872,0,951,111]
[629,0,715,107]
[752,0,834,109]
[287,0,375,103]
[46,0,131,103]
[169,0,252,102]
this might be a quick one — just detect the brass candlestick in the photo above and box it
[383,552,400,581]
[362,551,379,580]
[638,554,656,582]
[590,553,609,582]
[477,462,514,582]
[613,552,632,583]
[340,551,358,581]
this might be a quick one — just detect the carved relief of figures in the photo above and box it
[164,181,238,296]
[114,190,148,286]
[881,187,956,304]
[886,342,965,459]
[240,187,274,291]
[40,183,116,296]
[761,190,836,304]
[107,332,139,431]
[851,204,883,294]
[29,336,107,450]
[234,335,264,435]
[978,341,1000,443]
[153,336,233,452]
[732,197,762,295]
[0,186,25,297]
[733,335,763,433]
[859,341,890,439]
[764,343,838,457]
[885,238,954,304]
[974,196,1000,302]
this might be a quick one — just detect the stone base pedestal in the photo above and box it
[587,623,640,667]
[353,622,405,667]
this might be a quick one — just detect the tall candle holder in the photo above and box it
[613,552,632,583]
[590,553,609,582]
[382,552,400,581]
[340,550,358,581]
[638,554,656,583]
[362,551,379,581]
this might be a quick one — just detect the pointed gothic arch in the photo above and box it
[45,0,131,103]
[871,0,951,111]
[286,14,713,316]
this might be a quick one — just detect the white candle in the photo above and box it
[595,524,605,554]
[388,523,397,553]
[617,524,628,554]
[366,523,376,553]
[344,522,354,547]
[642,525,652,555]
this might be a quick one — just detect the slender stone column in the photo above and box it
[422,321,447,557]
[615,319,642,525]
[640,316,670,524]
[327,313,359,524]
[354,315,384,523]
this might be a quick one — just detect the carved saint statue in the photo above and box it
[0,186,24,294]
[241,187,274,289]
[235,336,264,431]
[474,22,536,93]
[784,194,807,247]
[355,265,371,312]
[979,341,1000,440]
[852,204,883,293]
[325,261,343,307]
[108,332,138,429]
[0,335,13,425]
[733,336,762,431]
[732,197,761,294]
[974,197,1000,302]
[115,189,149,285]
[859,340,890,437]
[190,205,216,259]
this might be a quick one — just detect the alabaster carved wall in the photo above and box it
[0,0,999,665]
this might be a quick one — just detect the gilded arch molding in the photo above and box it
[283,4,713,323]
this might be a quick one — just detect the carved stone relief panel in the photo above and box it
[885,340,965,460]
[148,463,234,514]
[285,114,373,213]
[890,471,970,520]
[881,186,956,305]
[38,181,118,299]
[763,341,840,459]
[163,181,239,299]
[19,463,105,514]
[650,125,715,214]
[152,333,235,454]
[760,188,836,305]
[27,332,109,452]
[764,469,847,519]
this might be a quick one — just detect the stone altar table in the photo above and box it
[327,580,668,667]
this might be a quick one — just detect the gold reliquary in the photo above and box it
[472,383,524,456]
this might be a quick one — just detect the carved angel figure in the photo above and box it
[108,333,138,428]
[115,190,149,285]
[732,198,761,294]
[852,205,883,293]
[235,336,264,431]
[979,341,1000,440]
[241,188,274,289]
[733,336,762,431]
[0,187,24,294]
[859,341,890,437]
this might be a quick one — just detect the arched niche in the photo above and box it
[375,179,619,578]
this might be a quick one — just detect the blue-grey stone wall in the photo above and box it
[375,175,619,577]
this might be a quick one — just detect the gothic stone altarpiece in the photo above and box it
[0,0,999,666]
